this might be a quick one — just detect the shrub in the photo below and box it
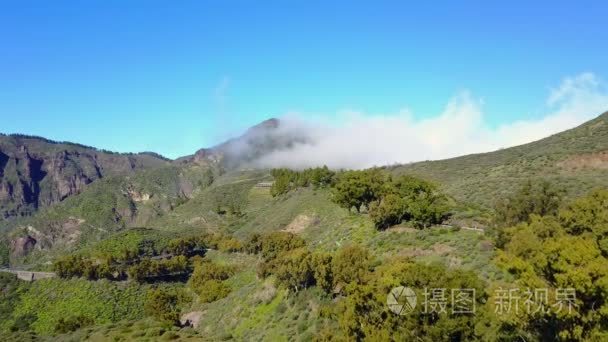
[245,232,306,261]
[144,288,181,326]
[54,315,94,334]
[194,280,231,303]
[331,245,371,286]
[188,259,234,302]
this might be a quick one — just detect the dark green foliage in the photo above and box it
[54,315,94,334]
[166,233,242,255]
[83,228,172,261]
[188,259,234,284]
[559,189,608,255]
[245,232,306,261]
[195,279,232,303]
[331,169,384,212]
[257,242,373,295]
[310,252,333,293]
[211,182,250,216]
[374,175,449,229]
[144,288,182,326]
[202,168,215,187]
[128,255,190,283]
[272,248,315,292]
[369,194,406,229]
[55,232,242,283]
[494,180,564,227]
[332,173,449,229]
[270,166,336,196]
[165,237,204,257]
[331,245,371,286]
[188,259,234,302]
[325,259,487,341]
[494,189,608,341]
[54,255,116,280]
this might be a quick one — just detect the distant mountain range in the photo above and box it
[0,118,316,221]
[3,110,608,223]
[0,134,170,220]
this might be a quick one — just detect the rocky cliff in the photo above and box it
[0,134,169,220]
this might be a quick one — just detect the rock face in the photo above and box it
[180,311,203,328]
[9,235,37,258]
[0,134,169,220]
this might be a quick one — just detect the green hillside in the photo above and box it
[391,111,608,207]
[2,113,608,341]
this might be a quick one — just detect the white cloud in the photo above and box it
[250,73,608,169]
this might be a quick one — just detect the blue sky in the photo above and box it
[1,1,607,159]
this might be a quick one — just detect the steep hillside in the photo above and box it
[2,164,217,266]
[0,134,170,220]
[392,111,608,207]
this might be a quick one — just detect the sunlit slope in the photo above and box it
[392,111,608,206]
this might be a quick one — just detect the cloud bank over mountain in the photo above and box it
[248,73,608,169]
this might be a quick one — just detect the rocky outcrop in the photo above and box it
[180,311,203,328]
[9,235,37,258]
[0,134,169,220]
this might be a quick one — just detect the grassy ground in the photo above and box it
[188,251,328,341]
[391,111,608,207]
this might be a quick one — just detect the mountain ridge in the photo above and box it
[0,135,170,220]
[392,110,608,206]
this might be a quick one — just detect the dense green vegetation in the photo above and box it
[491,189,608,340]
[3,112,608,340]
[270,166,336,196]
[2,277,148,335]
[271,168,450,230]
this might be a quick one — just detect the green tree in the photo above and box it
[144,288,181,325]
[273,248,315,292]
[188,259,234,302]
[247,232,306,261]
[332,169,384,213]
[270,168,295,196]
[311,252,334,293]
[369,194,406,229]
[329,258,487,341]
[495,180,564,227]
[494,190,608,341]
[195,279,231,303]
[331,245,371,286]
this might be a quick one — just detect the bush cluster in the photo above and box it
[332,170,449,229]
[127,256,190,283]
[54,256,116,280]
[187,258,235,303]
[248,232,371,294]
[270,166,336,196]
[54,233,243,282]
